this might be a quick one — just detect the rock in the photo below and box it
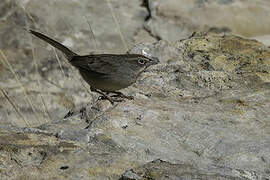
[0,125,125,179]
[120,169,142,180]
[120,159,244,180]
[146,0,270,42]
[1,31,270,179]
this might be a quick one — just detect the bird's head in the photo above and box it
[125,54,159,75]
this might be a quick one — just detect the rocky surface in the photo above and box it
[120,159,245,180]
[0,0,270,179]
[146,0,270,45]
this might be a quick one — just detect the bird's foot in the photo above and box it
[109,91,134,100]
[93,89,133,104]
[98,95,124,104]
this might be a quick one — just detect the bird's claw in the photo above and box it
[95,90,133,104]
[98,95,125,104]
[110,94,134,100]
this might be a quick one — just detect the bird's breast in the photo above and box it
[78,68,137,91]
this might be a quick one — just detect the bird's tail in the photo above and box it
[29,30,78,61]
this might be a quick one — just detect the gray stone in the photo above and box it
[120,159,244,180]
[121,169,142,180]
[146,0,270,44]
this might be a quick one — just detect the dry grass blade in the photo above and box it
[53,47,65,76]
[80,78,92,95]
[84,16,98,52]
[16,1,36,25]
[0,55,4,72]
[0,87,30,127]
[18,1,53,123]
[58,18,92,97]
[42,28,66,79]
[40,94,52,122]
[29,35,53,123]
[106,0,129,51]
[0,49,41,125]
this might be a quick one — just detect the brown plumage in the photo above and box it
[29,30,159,103]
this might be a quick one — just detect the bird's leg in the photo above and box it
[109,91,134,100]
[92,89,123,104]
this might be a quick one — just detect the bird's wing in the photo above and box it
[69,54,123,75]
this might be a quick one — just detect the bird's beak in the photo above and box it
[150,57,159,65]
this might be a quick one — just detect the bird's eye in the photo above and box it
[138,59,146,65]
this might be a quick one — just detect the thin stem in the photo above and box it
[53,47,65,76]
[40,94,52,122]
[106,0,129,51]
[0,50,41,124]
[84,16,98,52]
[0,87,30,127]
[18,1,49,124]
